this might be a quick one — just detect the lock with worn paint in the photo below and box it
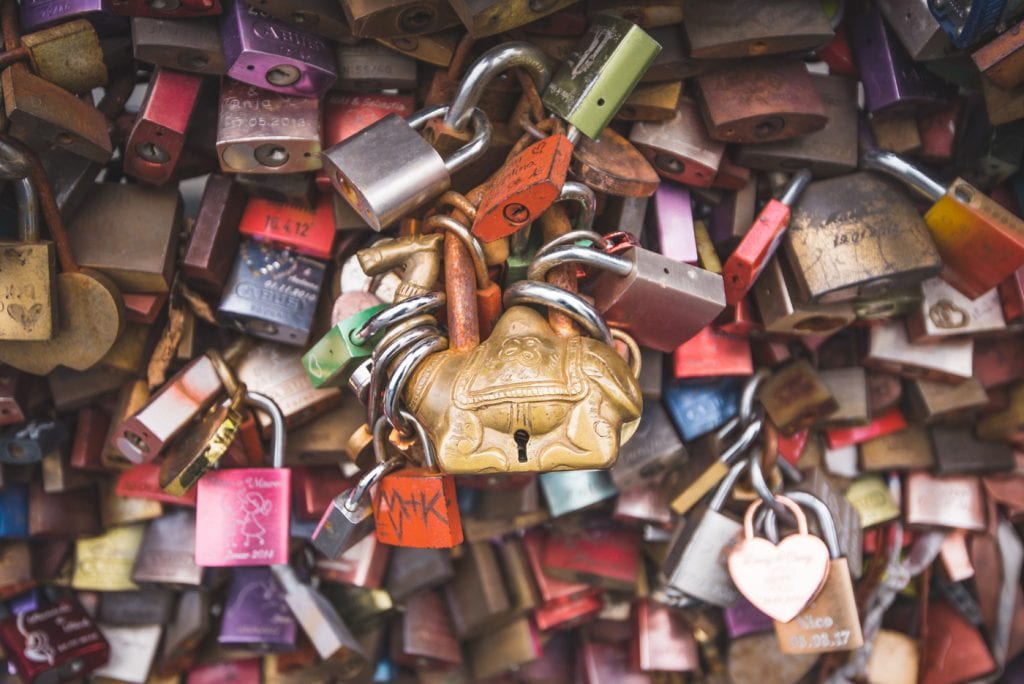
[610,402,687,491]
[0,171,56,341]
[194,392,291,566]
[130,509,203,587]
[630,97,726,188]
[123,68,203,186]
[220,0,336,97]
[681,0,834,58]
[392,589,462,669]
[181,175,245,295]
[17,19,109,95]
[20,0,127,35]
[216,78,323,175]
[0,419,64,466]
[130,16,226,74]
[758,360,838,435]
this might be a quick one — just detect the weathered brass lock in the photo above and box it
[402,281,642,473]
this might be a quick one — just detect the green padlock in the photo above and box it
[542,14,661,140]
[303,304,387,389]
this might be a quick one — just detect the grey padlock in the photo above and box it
[322,104,491,231]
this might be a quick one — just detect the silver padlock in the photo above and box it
[322,104,491,231]
[657,458,748,607]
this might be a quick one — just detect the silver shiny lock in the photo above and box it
[658,458,748,607]
[322,104,491,231]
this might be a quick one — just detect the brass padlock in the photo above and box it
[19,19,108,94]
[403,281,642,473]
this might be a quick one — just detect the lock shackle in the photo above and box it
[408,104,493,175]
[748,445,794,526]
[0,138,33,181]
[708,458,751,512]
[425,214,492,287]
[611,328,642,378]
[443,42,554,131]
[245,391,285,469]
[352,446,403,511]
[778,169,813,207]
[12,176,39,244]
[535,230,610,260]
[383,333,448,435]
[369,323,441,428]
[743,494,808,541]
[398,408,438,471]
[556,181,597,231]
[526,244,633,283]
[762,491,841,559]
[503,280,613,346]
[741,368,770,426]
[860,149,945,202]
[718,417,763,466]
[352,291,446,346]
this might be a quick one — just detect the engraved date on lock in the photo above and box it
[222,116,310,130]
[263,215,312,237]
[787,628,852,651]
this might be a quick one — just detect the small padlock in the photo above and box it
[630,97,726,188]
[218,566,297,652]
[0,419,64,465]
[123,67,203,186]
[727,494,831,623]
[111,0,218,17]
[181,174,245,295]
[0,170,57,341]
[323,103,491,230]
[130,16,226,74]
[194,392,291,566]
[220,0,336,96]
[0,596,110,682]
[334,42,418,91]
[763,492,864,653]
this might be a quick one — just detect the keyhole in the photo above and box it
[514,430,529,463]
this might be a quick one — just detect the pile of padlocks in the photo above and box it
[1,0,1024,679]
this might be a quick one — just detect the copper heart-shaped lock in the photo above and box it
[727,494,830,623]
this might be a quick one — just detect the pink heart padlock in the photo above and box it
[727,494,830,623]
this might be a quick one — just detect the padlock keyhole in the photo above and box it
[514,430,529,463]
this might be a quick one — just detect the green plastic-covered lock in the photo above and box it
[541,14,661,140]
[302,304,387,389]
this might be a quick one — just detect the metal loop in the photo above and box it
[763,491,841,559]
[709,458,751,512]
[717,417,764,468]
[611,328,642,379]
[434,191,478,221]
[0,139,32,180]
[739,369,770,426]
[424,214,491,287]
[503,280,613,346]
[349,442,403,511]
[535,230,609,259]
[12,177,38,243]
[860,149,945,202]
[557,181,597,231]
[526,244,632,282]
[407,105,493,175]
[398,409,438,471]
[443,42,553,130]
[351,291,446,345]
[748,446,792,525]
[368,323,440,428]
[205,349,240,397]
[383,334,448,434]
[245,391,286,469]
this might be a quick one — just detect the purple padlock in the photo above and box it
[722,595,775,639]
[20,0,129,36]
[653,181,698,265]
[848,6,951,116]
[220,0,336,98]
[218,567,297,652]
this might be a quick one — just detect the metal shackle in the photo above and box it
[502,280,613,346]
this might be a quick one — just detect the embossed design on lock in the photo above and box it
[0,170,56,341]
[403,281,642,473]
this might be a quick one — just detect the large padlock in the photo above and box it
[402,280,642,473]
[0,169,57,341]
[322,103,491,230]
[194,392,291,566]
[529,240,726,353]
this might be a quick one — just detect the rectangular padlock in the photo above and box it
[216,78,323,175]
[0,598,110,682]
[391,589,462,669]
[28,480,100,537]
[315,532,390,588]
[446,0,572,37]
[333,42,418,91]
[444,541,512,639]
[124,68,203,186]
[973,19,1024,89]
[652,181,697,263]
[111,0,219,18]
[256,0,355,42]
[97,587,174,625]
[906,377,989,423]
[877,0,955,61]
[72,523,145,591]
[238,195,336,259]
[610,402,687,491]
[131,509,203,586]
[67,184,182,293]
[131,17,226,74]
[182,174,245,295]
[542,525,640,592]
[864,318,974,382]
[218,240,325,347]
[155,589,210,676]
[20,0,127,35]
[932,427,1015,474]
[220,0,337,97]
[681,0,834,58]
[92,623,162,684]
[630,97,726,188]
[219,566,297,651]
[237,171,319,208]
[373,467,463,548]
[673,326,753,379]
[906,276,1007,342]
[904,471,987,530]
[758,360,838,434]
[235,343,341,430]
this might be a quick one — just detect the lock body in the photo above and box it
[182,175,245,295]
[131,17,226,74]
[661,507,742,606]
[22,20,109,95]
[0,599,110,682]
[239,196,336,259]
[195,466,291,566]
[335,43,418,91]
[374,468,463,548]
[682,0,834,58]
[220,0,337,97]
[218,240,325,347]
[219,566,297,651]
[20,0,127,35]
[630,98,725,188]
[0,240,56,341]
[217,78,323,174]
[111,0,219,18]
[131,509,203,586]
[124,68,203,185]
[447,0,575,37]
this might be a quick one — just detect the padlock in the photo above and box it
[217,239,326,346]
[906,376,989,424]
[216,78,323,175]
[0,170,56,341]
[0,483,28,538]
[334,42,418,91]
[542,524,640,591]
[932,427,1015,474]
[194,392,291,566]
[864,318,974,382]
[343,0,458,37]
[219,0,335,96]
[0,541,33,599]
[727,494,830,623]
[66,183,182,294]
[923,600,998,682]
[218,566,297,652]
[111,0,218,17]
[324,103,491,231]
[817,367,869,426]
[977,382,1024,440]
[403,280,641,473]
[123,68,203,186]
[374,413,463,548]
[152,589,209,676]
[862,149,1024,298]
[681,0,834,58]
[616,80,682,122]
[0,419,64,465]
[130,509,202,586]
[311,451,403,559]
[658,458,747,607]
[695,59,828,144]
[630,97,726,188]
[0,596,110,682]
[905,471,987,530]
[238,196,335,260]
[443,540,512,639]
[72,523,145,591]
[848,5,952,115]
[98,587,174,625]
[652,181,697,263]
[531,240,726,353]
[672,324,753,380]
[783,171,942,303]
[91,622,163,683]
[765,492,864,654]
[20,0,128,35]
[181,175,244,295]
[130,17,226,74]
[610,402,687,491]
[906,276,1006,342]
[722,170,811,305]
[235,343,341,430]
[467,617,542,680]
[391,589,462,669]
[16,19,108,95]
[877,0,955,61]
[539,14,660,140]
[973,19,1024,89]
[708,176,757,249]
